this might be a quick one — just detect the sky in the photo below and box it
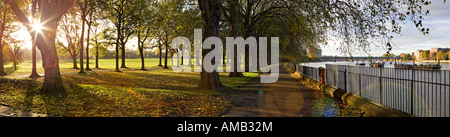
[322,0,450,57]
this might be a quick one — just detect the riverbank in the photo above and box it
[421,60,450,63]
[300,61,450,70]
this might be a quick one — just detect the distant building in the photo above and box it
[414,49,429,60]
[430,47,450,56]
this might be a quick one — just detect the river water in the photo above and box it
[300,61,450,70]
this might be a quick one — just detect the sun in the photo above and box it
[32,22,43,33]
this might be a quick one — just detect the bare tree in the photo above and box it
[5,39,24,71]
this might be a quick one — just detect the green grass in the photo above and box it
[0,58,259,117]
[4,58,171,77]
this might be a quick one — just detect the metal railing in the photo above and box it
[297,63,450,117]
[297,65,320,81]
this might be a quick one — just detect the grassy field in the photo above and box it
[0,58,258,117]
[3,58,172,77]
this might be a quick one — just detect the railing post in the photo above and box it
[410,69,415,115]
[359,66,362,97]
[380,67,383,104]
[344,66,347,91]
[334,65,337,87]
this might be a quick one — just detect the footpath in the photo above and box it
[224,65,315,117]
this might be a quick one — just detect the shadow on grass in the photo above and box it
[3,65,17,75]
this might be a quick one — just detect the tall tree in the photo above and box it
[5,39,23,71]
[0,1,19,76]
[29,0,40,78]
[133,0,154,71]
[172,0,203,67]
[241,0,283,72]
[0,2,10,76]
[6,0,73,93]
[90,22,109,69]
[223,0,244,77]
[84,0,98,71]
[98,0,135,71]
[198,0,223,91]
[153,0,182,69]
[57,10,81,69]
[77,0,88,74]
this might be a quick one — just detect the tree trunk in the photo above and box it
[138,35,146,70]
[13,60,16,71]
[140,47,145,70]
[85,21,91,71]
[0,43,5,76]
[163,36,169,69]
[72,55,78,69]
[115,24,121,72]
[28,0,39,78]
[29,42,40,78]
[121,43,126,68]
[198,0,223,91]
[95,46,99,69]
[0,44,5,76]
[228,0,243,77]
[40,50,64,93]
[79,5,86,74]
[115,41,120,72]
[158,41,163,67]
[0,5,7,76]
[39,21,65,93]
[180,48,183,65]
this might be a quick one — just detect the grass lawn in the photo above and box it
[0,58,258,117]
[3,58,170,77]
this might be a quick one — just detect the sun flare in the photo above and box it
[32,22,43,33]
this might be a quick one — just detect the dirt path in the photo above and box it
[224,66,315,117]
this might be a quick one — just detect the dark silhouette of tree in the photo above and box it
[198,0,223,91]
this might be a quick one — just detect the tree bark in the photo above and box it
[121,43,126,68]
[29,0,39,78]
[13,59,16,71]
[29,42,40,78]
[228,0,244,77]
[39,21,65,93]
[0,5,7,76]
[138,35,146,70]
[115,17,121,72]
[79,1,87,74]
[85,18,91,71]
[72,55,78,69]
[95,44,99,69]
[139,47,145,70]
[115,40,120,72]
[158,41,163,67]
[163,34,169,69]
[198,0,223,91]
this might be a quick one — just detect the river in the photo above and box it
[300,61,450,70]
